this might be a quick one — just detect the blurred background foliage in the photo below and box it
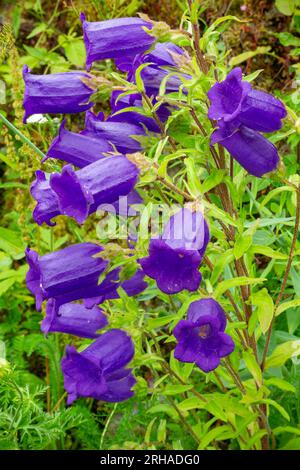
[0,0,299,450]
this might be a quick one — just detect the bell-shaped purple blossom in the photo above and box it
[208,68,286,132]
[80,14,155,71]
[127,42,191,97]
[174,298,235,373]
[139,208,209,294]
[25,243,108,311]
[22,65,95,123]
[83,111,145,154]
[61,329,136,404]
[41,299,108,338]
[211,123,279,177]
[44,120,113,168]
[208,68,286,177]
[31,155,139,225]
[110,91,171,133]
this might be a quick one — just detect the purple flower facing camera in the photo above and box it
[174,298,235,373]
[140,208,209,294]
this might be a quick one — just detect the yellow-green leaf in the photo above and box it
[252,288,274,334]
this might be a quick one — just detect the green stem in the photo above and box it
[0,112,45,159]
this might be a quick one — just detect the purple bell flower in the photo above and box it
[139,208,209,294]
[80,14,155,71]
[41,299,108,338]
[127,42,191,97]
[25,243,108,311]
[173,298,235,373]
[211,123,279,178]
[31,155,139,225]
[22,65,95,123]
[61,329,136,404]
[208,68,287,132]
[83,111,145,154]
[44,119,113,168]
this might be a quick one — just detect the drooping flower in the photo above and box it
[127,42,191,97]
[207,68,286,177]
[211,123,279,178]
[208,68,287,132]
[22,66,94,123]
[109,91,171,133]
[83,111,145,154]
[41,299,108,338]
[139,208,209,294]
[61,329,136,404]
[173,298,235,373]
[31,155,139,225]
[25,243,108,311]
[43,119,113,168]
[80,14,155,71]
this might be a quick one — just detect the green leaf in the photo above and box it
[157,419,167,442]
[0,278,15,296]
[252,288,274,334]
[260,399,290,421]
[26,23,48,39]
[276,32,300,47]
[249,245,287,260]
[178,397,206,411]
[198,425,234,450]
[229,46,271,67]
[260,186,295,207]
[63,39,86,67]
[201,169,225,194]
[147,314,177,329]
[275,0,296,15]
[233,233,252,260]
[265,378,296,393]
[163,384,194,396]
[214,276,265,299]
[276,299,300,316]
[243,69,264,82]
[145,418,156,443]
[242,350,262,386]
[265,340,300,369]
[0,227,25,260]
[147,404,179,420]
[185,157,202,197]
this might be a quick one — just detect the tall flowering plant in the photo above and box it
[15,0,300,451]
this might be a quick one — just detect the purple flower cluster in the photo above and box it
[208,68,286,177]
[25,13,290,400]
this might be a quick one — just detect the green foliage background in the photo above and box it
[0,0,299,450]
